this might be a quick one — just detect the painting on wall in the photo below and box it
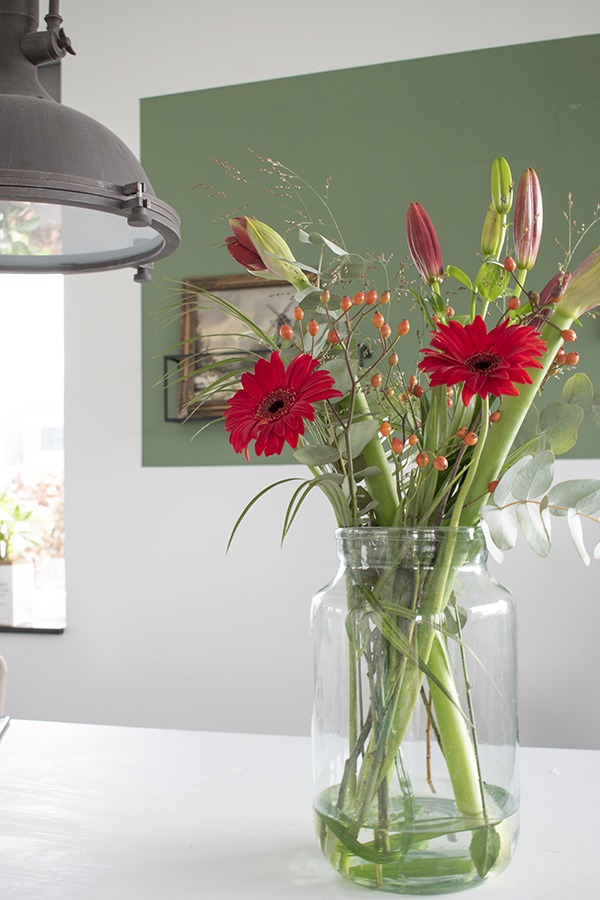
[177,274,297,420]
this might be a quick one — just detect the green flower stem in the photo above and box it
[513,268,527,299]
[353,389,399,526]
[427,633,483,816]
[460,307,574,524]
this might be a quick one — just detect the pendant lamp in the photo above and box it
[0,0,180,282]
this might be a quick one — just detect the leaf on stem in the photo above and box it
[344,420,380,460]
[539,402,584,455]
[562,373,594,416]
[567,507,591,566]
[294,445,340,466]
[516,502,551,557]
[547,479,600,517]
[470,825,501,877]
[481,506,518,550]
[511,450,554,500]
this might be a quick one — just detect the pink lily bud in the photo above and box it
[539,271,572,308]
[513,168,543,271]
[406,202,444,286]
[225,217,266,272]
[225,216,311,290]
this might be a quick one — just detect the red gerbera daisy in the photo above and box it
[224,351,343,460]
[418,315,547,406]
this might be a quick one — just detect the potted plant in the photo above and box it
[0,494,39,627]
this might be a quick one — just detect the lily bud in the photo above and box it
[539,271,572,308]
[557,248,600,318]
[225,216,311,290]
[481,203,506,258]
[513,168,543,271]
[491,157,513,214]
[406,202,444,286]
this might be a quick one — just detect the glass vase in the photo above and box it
[311,527,519,894]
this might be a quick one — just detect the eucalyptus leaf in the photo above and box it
[577,488,600,517]
[516,503,551,557]
[493,455,533,506]
[562,373,594,415]
[594,541,600,561]
[345,419,380,460]
[511,450,554,500]
[322,356,356,396]
[445,265,473,291]
[539,402,584,454]
[548,479,600,517]
[353,466,382,480]
[481,506,518,550]
[567,507,591,566]
[297,289,323,309]
[320,235,348,256]
[513,404,541,451]
[341,262,366,279]
[294,445,340,466]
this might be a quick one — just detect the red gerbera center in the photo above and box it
[418,315,547,406]
[224,351,343,460]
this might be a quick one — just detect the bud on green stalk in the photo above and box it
[475,260,510,302]
[480,203,506,258]
[557,248,600,318]
[491,157,513,214]
[513,168,543,271]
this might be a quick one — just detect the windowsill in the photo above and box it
[0,588,65,634]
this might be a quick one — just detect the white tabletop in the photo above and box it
[0,720,598,899]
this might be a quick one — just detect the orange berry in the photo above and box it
[561,329,577,342]
[408,375,418,388]
[555,350,567,365]
[508,296,520,310]
[488,480,499,493]
[397,319,410,336]
[293,307,304,321]
[365,289,378,305]
[432,314,440,325]
[380,290,391,304]
[416,451,429,467]
[380,324,392,340]
[279,324,293,341]
[433,455,448,471]
[391,437,404,454]
[446,306,455,318]
[327,329,340,344]
[565,351,580,366]
[456,427,468,438]
[372,311,385,328]
[340,295,352,312]
[353,291,365,305]
[408,434,419,446]
[307,319,319,336]
[504,256,516,271]
[446,386,454,396]
[388,353,399,367]
[447,398,453,408]
[380,421,392,437]
[464,431,478,446]
[385,387,395,398]
[371,373,383,388]
[490,410,502,423]
[320,289,330,304]
[413,384,424,399]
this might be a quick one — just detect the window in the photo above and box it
[0,274,65,630]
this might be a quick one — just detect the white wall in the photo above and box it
[2,0,600,748]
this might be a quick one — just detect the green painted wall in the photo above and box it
[141,34,600,466]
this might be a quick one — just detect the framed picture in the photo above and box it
[177,274,298,420]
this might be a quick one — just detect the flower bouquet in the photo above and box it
[187,157,600,892]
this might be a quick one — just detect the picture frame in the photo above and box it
[177,273,299,420]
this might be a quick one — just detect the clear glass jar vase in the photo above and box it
[311,527,519,894]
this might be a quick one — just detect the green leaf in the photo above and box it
[567,507,590,565]
[539,401,584,454]
[493,455,533,506]
[344,419,380,460]
[296,288,323,309]
[470,825,501,877]
[341,262,366,279]
[445,265,473,291]
[516,503,551,557]
[547,479,600,517]
[562,373,594,415]
[481,506,518,550]
[513,404,541,451]
[353,466,382,480]
[226,478,302,552]
[511,450,554,500]
[323,356,356,395]
[475,261,510,302]
[294,445,339,466]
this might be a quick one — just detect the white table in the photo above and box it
[0,721,598,899]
